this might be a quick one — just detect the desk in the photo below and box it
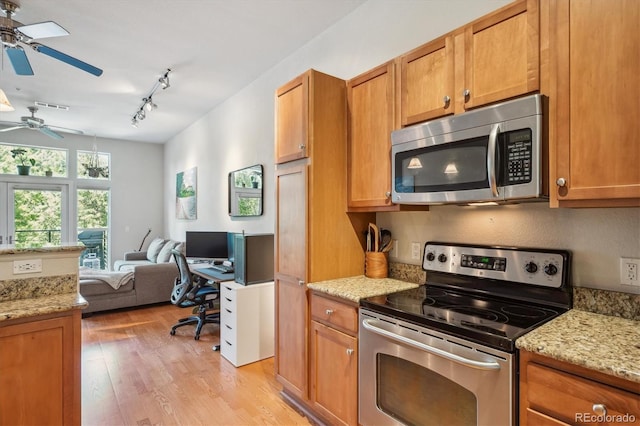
[190,264,235,282]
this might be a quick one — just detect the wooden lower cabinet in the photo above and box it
[520,350,640,425]
[309,292,358,426]
[0,309,81,426]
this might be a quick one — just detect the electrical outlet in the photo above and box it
[13,259,43,274]
[411,242,421,260]
[620,258,640,286]
[390,240,398,258]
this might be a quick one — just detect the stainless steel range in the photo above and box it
[359,242,571,426]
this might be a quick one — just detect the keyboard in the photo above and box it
[209,264,234,274]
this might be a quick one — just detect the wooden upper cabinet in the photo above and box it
[347,61,400,211]
[401,36,455,125]
[549,0,640,207]
[461,0,539,111]
[400,0,539,125]
[275,73,309,164]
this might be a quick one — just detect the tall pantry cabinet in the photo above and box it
[274,69,372,408]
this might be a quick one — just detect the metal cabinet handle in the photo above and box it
[463,89,471,99]
[325,309,333,316]
[385,191,391,198]
[443,95,451,106]
[299,144,305,150]
[346,348,354,356]
[298,280,305,286]
[556,177,567,187]
[592,404,607,416]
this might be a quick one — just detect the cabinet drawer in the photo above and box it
[310,294,358,335]
[526,362,640,424]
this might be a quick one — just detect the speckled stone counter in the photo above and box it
[0,244,87,322]
[516,309,640,384]
[0,292,87,322]
[308,275,419,303]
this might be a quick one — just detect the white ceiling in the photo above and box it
[0,0,365,143]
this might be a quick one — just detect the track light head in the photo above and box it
[130,68,171,127]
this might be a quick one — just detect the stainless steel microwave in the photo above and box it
[391,94,546,205]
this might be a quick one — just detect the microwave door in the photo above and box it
[393,135,497,204]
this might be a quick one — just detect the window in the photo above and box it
[77,150,110,179]
[0,143,67,177]
[77,189,110,269]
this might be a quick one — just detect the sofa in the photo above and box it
[79,238,183,314]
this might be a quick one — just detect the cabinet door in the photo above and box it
[401,36,455,125]
[310,321,358,426]
[275,163,308,398]
[0,314,79,426]
[550,0,640,206]
[275,276,308,399]
[275,163,307,279]
[276,73,309,164]
[347,61,398,211]
[462,0,539,110]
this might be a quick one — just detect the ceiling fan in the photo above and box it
[0,106,83,139]
[0,0,102,76]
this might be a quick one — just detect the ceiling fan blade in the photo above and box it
[39,126,64,140]
[48,125,84,135]
[32,44,103,76]
[0,125,25,132]
[5,46,34,75]
[17,21,69,39]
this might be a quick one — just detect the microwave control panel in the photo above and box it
[504,129,532,185]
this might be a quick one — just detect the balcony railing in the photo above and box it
[14,228,108,270]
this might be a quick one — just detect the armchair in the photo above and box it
[169,249,220,340]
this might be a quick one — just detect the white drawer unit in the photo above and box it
[219,281,275,367]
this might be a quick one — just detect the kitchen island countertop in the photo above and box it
[0,292,87,322]
[308,275,419,303]
[516,309,640,384]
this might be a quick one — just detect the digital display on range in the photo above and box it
[461,254,507,271]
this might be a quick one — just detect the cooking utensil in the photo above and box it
[381,239,394,253]
[368,223,380,252]
[380,229,392,252]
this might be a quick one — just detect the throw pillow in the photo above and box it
[146,238,166,263]
[156,240,178,263]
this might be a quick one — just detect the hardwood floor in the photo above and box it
[81,303,311,426]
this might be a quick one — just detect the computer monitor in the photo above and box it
[185,231,228,259]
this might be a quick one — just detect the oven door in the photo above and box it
[359,309,514,426]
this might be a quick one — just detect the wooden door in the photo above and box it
[347,61,398,211]
[401,36,455,125]
[310,321,358,426]
[274,163,308,398]
[550,0,640,206]
[0,313,80,426]
[275,73,309,164]
[462,0,539,110]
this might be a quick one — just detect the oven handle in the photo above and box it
[362,319,501,370]
[487,123,500,198]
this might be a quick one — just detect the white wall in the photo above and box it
[164,0,640,294]
[0,131,164,265]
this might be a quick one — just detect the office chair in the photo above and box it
[169,249,220,340]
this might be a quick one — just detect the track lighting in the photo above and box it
[130,68,171,127]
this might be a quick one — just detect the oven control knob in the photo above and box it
[438,253,448,263]
[525,262,538,273]
[544,264,558,276]
[426,252,435,261]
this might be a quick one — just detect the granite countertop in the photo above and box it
[0,244,85,256]
[0,292,88,322]
[516,309,640,384]
[308,275,419,303]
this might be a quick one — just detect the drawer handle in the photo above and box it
[346,348,354,356]
[325,309,334,316]
[225,308,232,313]
[592,404,607,416]
[225,297,232,302]
[225,324,232,330]
[225,340,232,346]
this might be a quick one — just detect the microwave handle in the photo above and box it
[487,124,500,198]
